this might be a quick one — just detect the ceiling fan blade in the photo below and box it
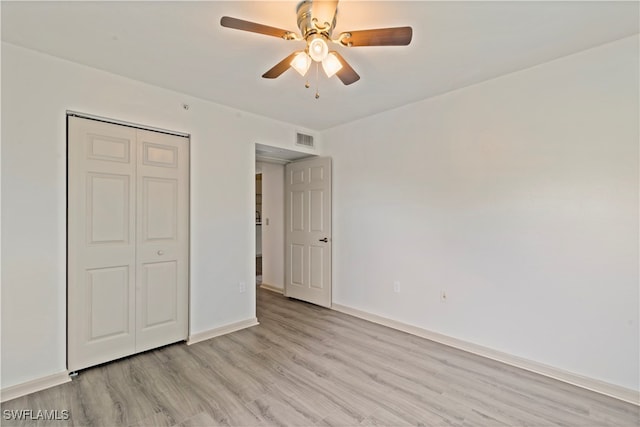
[312,0,339,30]
[338,26,413,47]
[332,52,360,85]
[262,52,299,79]
[220,16,296,39]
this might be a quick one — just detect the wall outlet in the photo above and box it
[440,290,447,303]
[393,281,400,293]
[239,281,246,293]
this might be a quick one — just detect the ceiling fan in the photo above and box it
[220,0,412,89]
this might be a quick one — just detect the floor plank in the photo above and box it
[2,288,638,426]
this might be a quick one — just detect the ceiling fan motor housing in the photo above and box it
[297,0,336,40]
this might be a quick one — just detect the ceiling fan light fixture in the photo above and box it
[308,36,329,62]
[222,0,412,88]
[322,52,343,78]
[291,51,312,76]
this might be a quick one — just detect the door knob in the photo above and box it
[157,250,164,255]
[319,238,328,243]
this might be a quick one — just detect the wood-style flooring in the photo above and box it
[2,288,639,426]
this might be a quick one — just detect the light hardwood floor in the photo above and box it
[2,288,639,426]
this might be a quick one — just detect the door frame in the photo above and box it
[254,144,331,307]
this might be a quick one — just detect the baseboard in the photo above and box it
[260,283,284,294]
[187,317,259,345]
[1,318,260,401]
[332,303,639,406]
[1,371,71,403]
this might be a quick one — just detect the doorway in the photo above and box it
[254,143,314,297]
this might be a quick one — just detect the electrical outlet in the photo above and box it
[440,290,447,303]
[239,281,246,293]
[393,281,400,293]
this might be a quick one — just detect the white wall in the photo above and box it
[322,36,639,392]
[257,162,285,290]
[0,43,318,389]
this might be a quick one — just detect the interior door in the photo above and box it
[285,157,332,307]
[68,116,189,372]
[68,117,137,371]
[135,129,189,352]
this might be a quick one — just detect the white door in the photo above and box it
[135,129,189,353]
[285,157,332,307]
[68,117,137,371]
[68,116,189,371]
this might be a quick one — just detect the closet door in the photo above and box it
[135,129,189,352]
[68,117,137,371]
[68,117,189,372]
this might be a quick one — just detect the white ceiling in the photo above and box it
[2,1,638,131]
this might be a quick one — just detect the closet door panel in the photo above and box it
[87,173,131,244]
[135,129,189,352]
[86,266,131,341]
[140,261,178,328]
[142,177,178,241]
[68,117,137,371]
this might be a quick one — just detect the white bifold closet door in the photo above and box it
[68,116,189,372]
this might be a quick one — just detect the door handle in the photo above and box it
[319,238,328,243]
[157,250,164,256]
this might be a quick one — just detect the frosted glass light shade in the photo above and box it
[308,37,329,62]
[322,52,343,78]
[291,52,311,76]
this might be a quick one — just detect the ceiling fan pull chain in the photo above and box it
[315,62,320,99]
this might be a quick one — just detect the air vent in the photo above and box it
[296,132,314,148]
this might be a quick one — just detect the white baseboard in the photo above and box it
[1,371,71,403]
[260,283,284,294]
[332,303,639,406]
[187,317,259,345]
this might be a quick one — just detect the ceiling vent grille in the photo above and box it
[296,132,314,148]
